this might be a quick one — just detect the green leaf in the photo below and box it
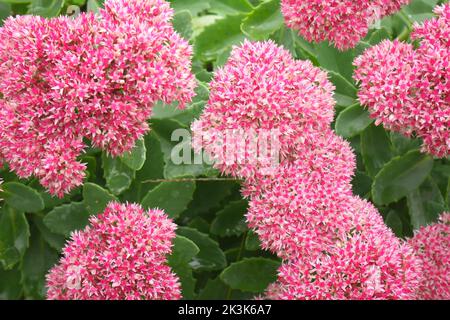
[209,0,253,15]
[28,0,64,17]
[81,155,97,181]
[361,124,394,177]
[245,230,261,251]
[122,132,166,202]
[197,277,228,300]
[177,227,226,271]
[211,200,248,237]
[0,267,22,299]
[352,171,372,198]
[335,104,373,138]
[0,206,30,270]
[169,0,210,16]
[329,71,357,107]
[102,154,135,195]
[169,235,200,267]
[173,10,193,40]
[403,0,438,22]
[1,182,44,213]
[135,132,165,182]
[385,210,403,237]
[271,26,296,56]
[315,42,356,81]
[220,258,280,293]
[141,181,195,219]
[407,178,446,230]
[241,0,283,40]
[82,183,117,215]
[44,202,90,237]
[183,180,237,218]
[34,218,66,252]
[0,3,11,26]
[447,178,450,208]
[195,14,246,61]
[150,118,215,179]
[368,27,391,45]
[197,276,251,300]
[372,150,434,205]
[86,0,103,13]
[168,235,199,299]
[120,139,146,171]
[390,132,422,156]
[21,224,58,299]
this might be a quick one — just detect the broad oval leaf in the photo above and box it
[241,0,283,40]
[102,153,135,195]
[44,202,90,237]
[209,0,253,16]
[1,182,44,213]
[21,224,58,299]
[407,178,446,230]
[195,14,246,61]
[245,230,261,251]
[329,71,357,107]
[361,124,394,177]
[211,200,248,237]
[168,235,200,267]
[120,138,146,171]
[0,206,30,270]
[141,181,195,219]
[0,267,22,299]
[372,150,434,205]
[220,258,280,293]
[173,10,193,40]
[177,227,226,271]
[168,235,200,299]
[335,104,373,138]
[82,183,117,215]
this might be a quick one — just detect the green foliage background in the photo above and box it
[0,0,449,300]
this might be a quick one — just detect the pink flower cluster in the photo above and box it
[0,0,196,197]
[281,0,410,50]
[407,213,450,300]
[192,40,336,181]
[194,40,422,299]
[354,4,450,158]
[266,231,420,300]
[46,202,181,300]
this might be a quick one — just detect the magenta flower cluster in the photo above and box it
[192,40,337,181]
[354,4,450,158]
[0,0,196,197]
[281,0,410,50]
[407,213,450,300]
[46,202,181,300]
[195,40,425,299]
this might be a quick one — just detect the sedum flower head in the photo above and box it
[354,5,450,158]
[0,0,196,197]
[408,213,450,300]
[192,40,336,180]
[46,202,181,300]
[266,226,421,300]
[241,130,356,198]
[281,0,410,50]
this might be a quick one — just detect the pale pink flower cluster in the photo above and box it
[281,0,410,50]
[192,40,336,180]
[407,213,450,300]
[194,41,421,299]
[354,4,450,158]
[0,0,196,197]
[46,202,181,300]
